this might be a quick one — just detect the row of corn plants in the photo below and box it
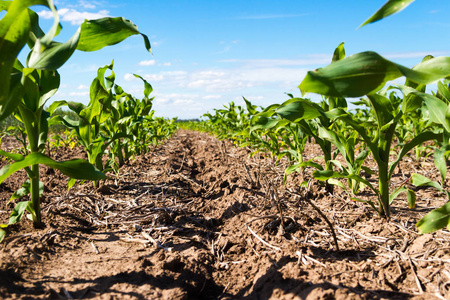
[199,1,450,234]
[0,0,175,242]
[49,62,177,188]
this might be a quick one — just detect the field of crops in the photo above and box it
[0,129,448,299]
[1,0,449,299]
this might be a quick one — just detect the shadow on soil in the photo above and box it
[227,255,413,300]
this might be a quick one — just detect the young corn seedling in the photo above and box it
[252,45,349,193]
[49,62,124,188]
[298,44,450,219]
[105,74,154,167]
[0,0,151,241]
[253,97,337,193]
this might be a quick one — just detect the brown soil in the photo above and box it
[0,130,449,299]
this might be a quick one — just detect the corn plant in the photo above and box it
[49,129,78,150]
[252,45,351,193]
[298,43,450,220]
[49,62,125,187]
[0,0,151,241]
[409,173,450,233]
[204,99,260,146]
[106,74,154,167]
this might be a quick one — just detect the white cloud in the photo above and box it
[77,84,89,90]
[160,62,172,67]
[132,65,307,96]
[123,73,135,82]
[69,91,89,96]
[165,71,188,76]
[144,74,164,81]
[138,60,156,66]
[202,95,222,100]
[154,98,171,104]
[78,0,97,9]
[174,99,195,105]
[124,73,165,82]
[37,8,110,25]
[181,67,306,92]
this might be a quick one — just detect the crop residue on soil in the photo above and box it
[0,130,449,299]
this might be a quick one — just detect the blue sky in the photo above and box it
[30,0,450,119]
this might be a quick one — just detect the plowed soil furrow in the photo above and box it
[0,130,449,299]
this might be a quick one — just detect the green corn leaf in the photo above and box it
[410,173,442,190]
[367,94,394,126]
[300,52,402,97]
[10,179,44,201]
[361,166,376,175]
[77,17,151,53]
[416,202,450,234]
[68,178,77,190]
[0,153,107,184]
[27,29,80,69]
[275,99,322,122]
[388,131,442,179]
[285,160,323,175]
[0,74,26,123]
[332,42,345,62]
[351,197,379,213]
[437,81,450,103]
[300,52,450,98]
[243,97,257,115]
[134,74,153,99]
[356,150,370,165]
[360,0,415,28]
[395,85,450,132]
[404,55,433,91]
[389,186,407,204]
[8,201,31,225]
[0,149,24,162]
[37,69,60,108]
[434,147,448,182]
[422,94,450,133]
[317,127,348,164]
[0,0,38,105]
[407,189,416,209]
[328,178,347,191]
[251,116,288,131]
[0,229,5,243]
[313,170,378,195]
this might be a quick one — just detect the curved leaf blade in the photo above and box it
[360,0,415,28]
[0,153,107,184]
[300,52,450,98]
[77,17,151,53]
[416,202,450,234]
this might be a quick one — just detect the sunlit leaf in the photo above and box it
[360,0,415,28]
[77,17,151,53]
[300,52,450,98]
[416,202,450,234]
[10,179,44,201]
[275,99,322,122]
[0,153,107,184]
[8,201,30,225]
[410,173,442,190]
[407,189,416,209]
